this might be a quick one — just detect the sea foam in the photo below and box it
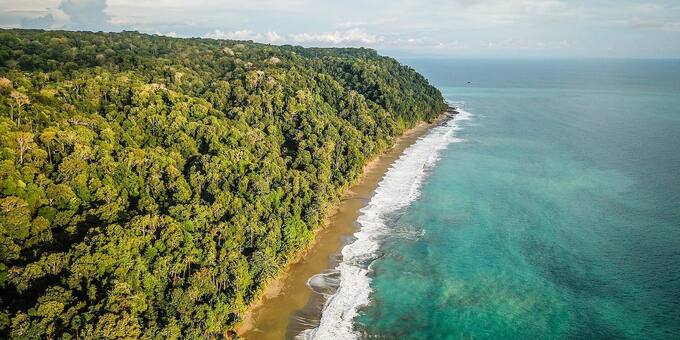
[298,109,471,339]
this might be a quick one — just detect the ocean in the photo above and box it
[301,59,680,339]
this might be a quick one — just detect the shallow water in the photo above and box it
[315,59,680,339]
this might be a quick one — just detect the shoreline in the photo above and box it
[238,109,455,339]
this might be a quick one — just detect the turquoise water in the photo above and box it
[354,60,680,338]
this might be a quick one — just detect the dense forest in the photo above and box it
[0,29,446,338]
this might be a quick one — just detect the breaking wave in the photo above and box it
[298,109,471,339]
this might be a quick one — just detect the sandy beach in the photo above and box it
[238,112,452,339]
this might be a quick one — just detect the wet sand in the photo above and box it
[238,115,449,339]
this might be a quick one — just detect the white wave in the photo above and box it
[307,270,341,296]
[298,109,471,339]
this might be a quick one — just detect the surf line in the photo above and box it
[299,108,472,339]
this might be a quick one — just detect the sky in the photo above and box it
[1,0,679,58]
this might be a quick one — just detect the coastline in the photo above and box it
[238,108,455,339]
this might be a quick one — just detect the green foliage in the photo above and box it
[0,28,446,338]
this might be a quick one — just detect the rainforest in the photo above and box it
[0,29,446,338]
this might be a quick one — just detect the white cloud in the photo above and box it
[265,31,283,43]
[519,0,569,16]
[450,0,579,28]
[156,31,180,37]
[4,0,680,57]
[629,3,662,13]
[59,0,112,30]
[626,17,680,32]
[204,29,260,40]
[14,0,113,30]
[335,21,369,28]
[201,28,384,46]
[290,29,384,45]
[202,29,285,43]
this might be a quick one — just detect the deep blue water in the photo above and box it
[354,59,680,338]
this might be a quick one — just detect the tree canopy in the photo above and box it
[0,29,446,339]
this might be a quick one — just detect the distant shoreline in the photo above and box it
[238,106,457,339]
